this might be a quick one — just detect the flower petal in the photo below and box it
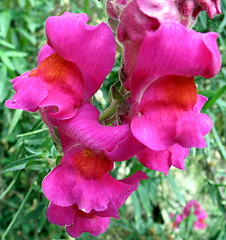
[66,213,110,238]
[58,103,131,152]
[131,78,211,150]
[46,203,75,226]
[105,132,145,161]
[37,44,55,65]
[127,21,221,100]
[5,72,48,112]
[137,144,189,174]
[47,202,110,238]
[42,147,135,213]
[46,12,116,99]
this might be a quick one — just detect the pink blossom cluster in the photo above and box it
[172,200,208,230]
[5,0,221,238]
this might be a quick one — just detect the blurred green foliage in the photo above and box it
[0,0,226,240]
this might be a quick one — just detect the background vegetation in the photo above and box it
[0,0,225,239]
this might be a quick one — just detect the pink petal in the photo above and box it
[193,95,208,112]
[6,53,84,120]
[57,103,131,152]
[131,78,211,150]
[127,21,221,100]
[46,203,75,226]
[47,203,110,238]
[37,44,55,65]
[194,221,207,230]
[42,147,135,213]
[91,170,148,218]
[105,132,145,161]
[118,0,160,43]
[137,144,189,174]
[46,12,116,99]
[5,72,48,112]
[66,213,110,238]
[137,0,179,22]
[175,111,211,148]
[131,103,178,150]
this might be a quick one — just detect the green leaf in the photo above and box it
[0,11,11,38]
[167,173,185,205]
[1,188,32,240]
[137,184,152,217]
[218,14,226,33]
[25,160,47,171]
[0,54,15,70]
[1,155,37,173]
[203,85,226,110]
[17,128,48,137]
[0,39,15,49]
[212,125,226,160]
[22,204,46,222]
[198,11,207,29]
[131,192,142,230]
[0,65,7,102]
[5,51,27,57]
[0,171,20,200]
[17,28,36,45]
[8,109,23,135]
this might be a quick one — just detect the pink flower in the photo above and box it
[42,144,147,214]
[172,200,208,230]
[116,19,220,173]
[124,20,220,151]
[46,203,110,238]
[130,88,213,173]
[175,0,221,27]
[116,0,179,77]
[131,85,213,151]
[6,12,116,120]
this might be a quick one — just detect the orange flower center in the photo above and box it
[72,149,113,180]
[160,75,197,110]
[29,53,81,84]
[141,75,198,112]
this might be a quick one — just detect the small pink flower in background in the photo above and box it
[6,12,116,120]
[172,200,208,230]
[175,0,221,27]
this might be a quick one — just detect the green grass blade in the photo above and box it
[167,173,185,205]
[1,188,32,240]
[212,125,226,160]
[0,171,20,200]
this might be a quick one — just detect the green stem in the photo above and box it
[99,101,119,122]
[17,128,48,137]
[84,0,89,14]
[0,171,20,200]
[2,188,32,240]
